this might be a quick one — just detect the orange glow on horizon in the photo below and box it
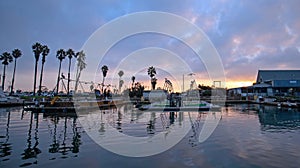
[225,80,254,89]
[140,79,254,92]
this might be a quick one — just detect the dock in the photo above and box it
[21,98,134,116]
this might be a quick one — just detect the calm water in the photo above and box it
[1,104,300,168]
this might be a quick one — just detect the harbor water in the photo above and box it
[1,104,300,167]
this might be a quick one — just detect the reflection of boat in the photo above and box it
[139,101,220,112]
[258,105,300,131]
[276,101,298,108]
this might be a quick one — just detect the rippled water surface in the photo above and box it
[1,104,300,168]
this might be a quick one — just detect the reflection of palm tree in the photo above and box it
[147,112,156,134]
[66,49,76,96]
[0,52,13,91]
[38,45,50,95]
[22,113,41,160]
[74,51,86,93]
[99,123,106,135]
[49,116,59,153]
[169,112,175,124]
[47,116,82,156]
[116,110,122,131]
[10,49,22,94]
[32,42,43,96]
[99,112,106,134]
[48,116,83,155]
[33,114,41,156]
[71,117,81,153]
[56,49,66,94]
[147,66,157,90]
[61,117,68,156]
[188,112,202,147]
[0,109,12,158]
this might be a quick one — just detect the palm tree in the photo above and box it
[119,80,124,93]
[0,52,13,91]
[151,77,157,90]
[101,65,108,93]
[74,51,86,93]
[32,42,43,96]
[131,76,135,88]
[66,49,76,96]
[118,70,124,93]
[38,45,50,95]
[10,49,22,94]
[56,49,66,94]
[118,70,124,78]
[147,66,157,90]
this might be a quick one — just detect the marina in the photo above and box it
[1,104,300,167]
[19,98,299,115]
[1,1,300,167]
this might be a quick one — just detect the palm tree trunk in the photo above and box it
[67,58,71,96]
[10,59,17,94]
[38,62,45,96]
[33,60,38,96]
[119,78,121,93]
[2,65,6,91]
[56,61,62,94]
[74,67,79,93]
[74,68,81,93]
[102,77,105,93]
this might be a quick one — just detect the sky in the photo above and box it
[0,0,300,92]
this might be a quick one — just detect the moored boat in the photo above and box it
[0,89,24,107]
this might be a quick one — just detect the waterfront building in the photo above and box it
[228,70,300,99]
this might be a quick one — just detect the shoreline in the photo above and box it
[0,99,299,110]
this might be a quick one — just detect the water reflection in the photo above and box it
[0,109,11,161]
[169,112,175,125]
[2,104,299,166]
[21,113,41,166]
[47,116,82,159]
[147,112,156,134]
[78,104,222,157]
[49,116,59,154]
[90,105,193,137]
[188,112,204,147]
[18,112,82,166]
[257,105,300,131]
[116,110,122,131]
